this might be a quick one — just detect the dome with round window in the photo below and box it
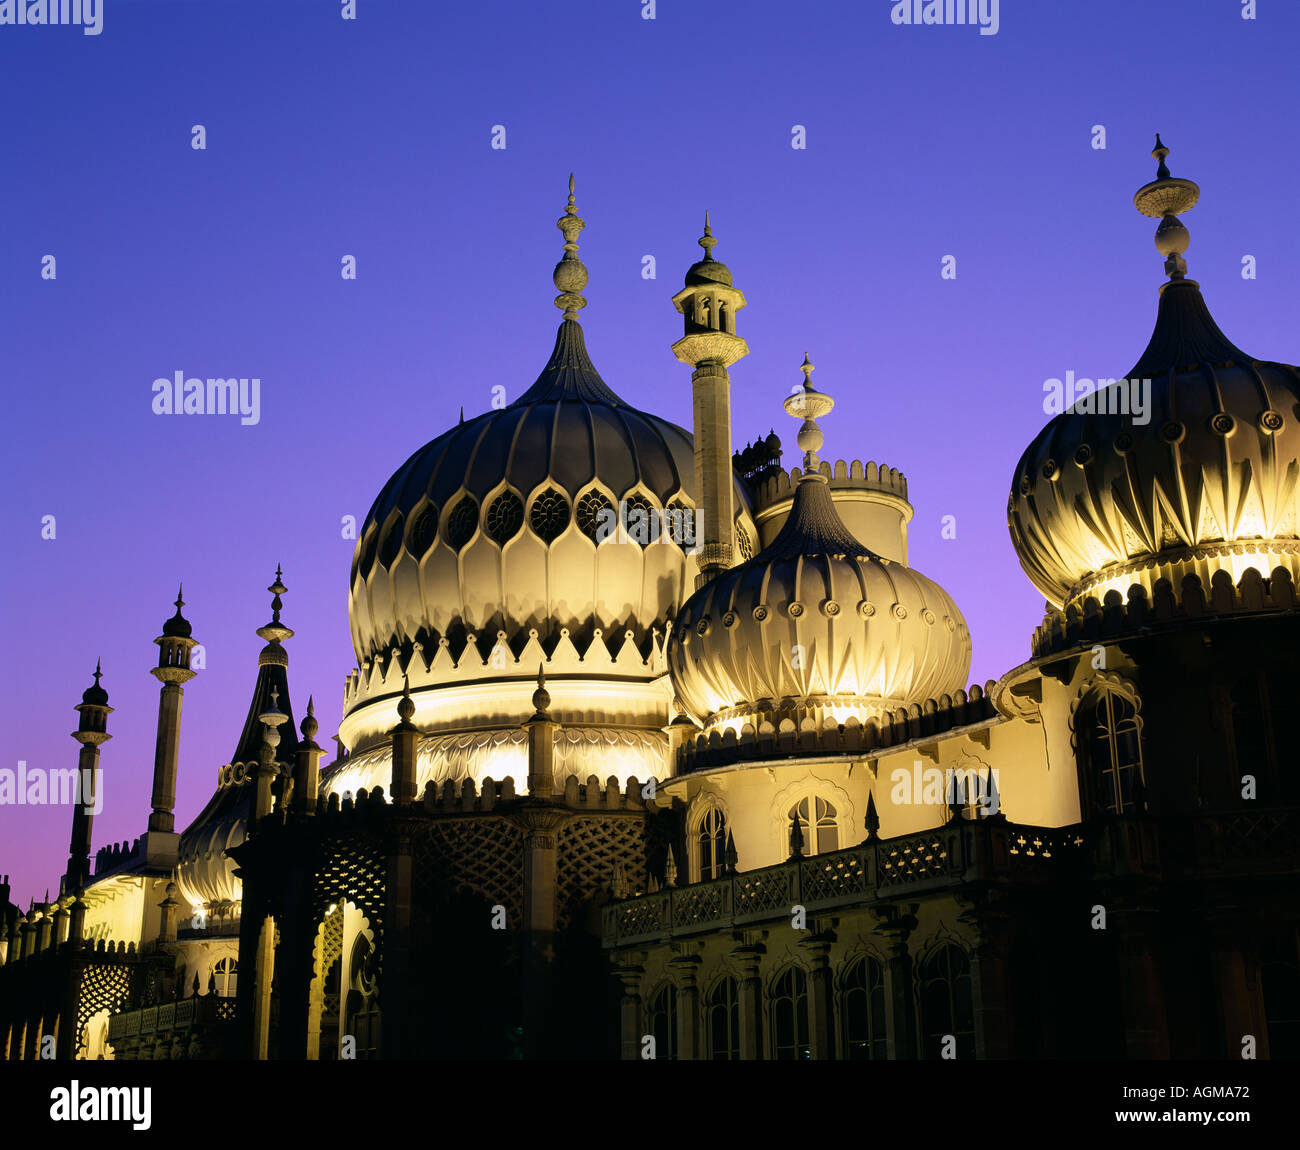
[339,182,757,767]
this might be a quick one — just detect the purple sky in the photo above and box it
[2,0,1295,905]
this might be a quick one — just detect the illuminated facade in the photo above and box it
[2,144,1298,1060]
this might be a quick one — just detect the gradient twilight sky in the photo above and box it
[1,0,1295,905]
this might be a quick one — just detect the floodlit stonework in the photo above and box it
[3,146,1299,1061]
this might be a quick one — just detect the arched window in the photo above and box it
[918,944,974,1059]
[842,956,888,1060]
[706,976,740,1060]
[344,935,380,1060]
[1082,689,1144,815]
[212,957,237,999]
[770,966,811,1060]
[648,983,678,1060]
[697,807,727,881]
[789,796,839,855]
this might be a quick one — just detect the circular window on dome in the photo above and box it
[529,488,571,543]
[735,523,754,561]
[576,490,615,543]
[408,504,439,558]
[485,490,524,545]
[622,493,657,548]
[444,496,479,551]
[666,499,696,550]
[379,514,404,567]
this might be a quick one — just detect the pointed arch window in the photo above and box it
[344,935,380,1060]
[770,966,811,1060]
[918,944,974,1059]
[789,796,839,855]
[1082,689,1144,815]
[842,956,888,1060]
[697,807,727,881]
[648,983,678,1060]
[706,976,740,1060]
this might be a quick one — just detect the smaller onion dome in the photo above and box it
[162,585,192,638]
[80,660,109,707]
[669,358,970,731]
[684,212,734,287]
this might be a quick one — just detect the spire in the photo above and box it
[1125,137,1252,378]
[756,357,878,562]
[530,662,551,720]
[784,354,834,473]
[553,173,588,320]
[229,568,298,766]
[1133,133,1200,283]
[699,210,716,259]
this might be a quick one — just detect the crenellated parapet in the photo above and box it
[1030,566,1300,658]
[750,459,912,564]
[675,682,998,772]
[312,773,649,819]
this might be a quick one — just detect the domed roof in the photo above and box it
[348,191,757,671]
[684,212,733,287]
[669,364,970,730]
[1008,141,1300,609]
[80,661,108,707]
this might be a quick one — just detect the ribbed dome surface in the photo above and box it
[1008,278,1300,608]
[669,476,970,728]
[349,319,757,664]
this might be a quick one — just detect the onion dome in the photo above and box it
[669,358,970,732]
[1008,138,1300,610]
[684,212,733,287]
[176,570,297,915]
[348,180,757,675]
[80,659,109,707]
[161,585,193,638]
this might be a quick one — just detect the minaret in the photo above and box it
[66,662,111,893]
[671,213,748,587]
[143,587,198,868]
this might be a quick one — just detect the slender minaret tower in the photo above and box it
[671,214,748,587]
[143,587,198,868]
[66,662,111,893]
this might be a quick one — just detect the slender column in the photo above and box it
[875,905,918,1060]
[800,931,837,1060]
[669,953,702,1060]
[389,679,418,806]
[959,896,1014,1059]
[730,942,765,1060]
[515,807,567,1057]
[294,699,324,815]
[615,961,645,1060]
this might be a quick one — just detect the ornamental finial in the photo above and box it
[553,173,588,319]
[783,354,835,474]
[699,210,717,259]
[1133,135,1200,283]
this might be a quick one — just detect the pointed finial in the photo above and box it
[788,812,805,859]
[783,354,835,473]
[553,174,589,319]
[93,658,102,685]
[300,695,319,741]
[864,790,880,841]
[268,565,287,623]
[175,584,184,612]
[1152,133,1170,180]
[397,673,416,723]
[1133,134,1200,283]
[699,210,717,260]
[458,405,464,424]
[531,662,551,717]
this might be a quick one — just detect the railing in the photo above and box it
[603,819,1086,947]
[108,994,235,1042]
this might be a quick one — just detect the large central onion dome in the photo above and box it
[337,180,757,775]
[1009,139,1300,610]
[669,359,970,733]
